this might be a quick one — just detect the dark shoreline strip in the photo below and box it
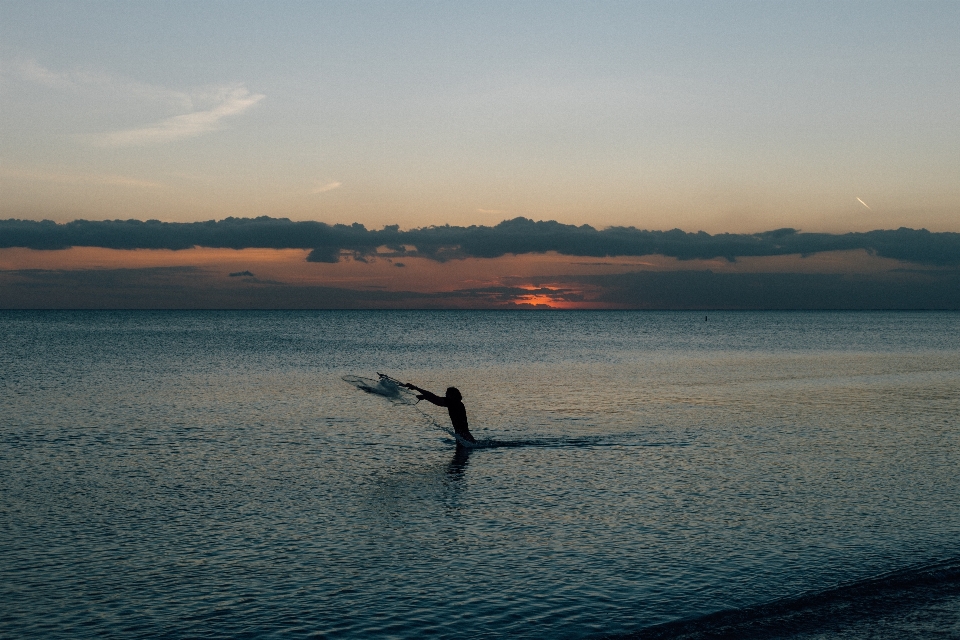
[604,557,960,640]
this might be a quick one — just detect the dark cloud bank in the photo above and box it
[3,217,960,309]
[4,216,960,265]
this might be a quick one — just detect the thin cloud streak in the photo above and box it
[1,59,264,146]
[96,86,264,146]
[312,181,342,194]
[2,58,194,109]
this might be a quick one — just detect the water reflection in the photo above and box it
[362,444,475,520]
[446,444,472,481]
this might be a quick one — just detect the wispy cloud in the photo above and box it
[1,59,263,146]
[2,58,77,90]
[312,181,342,194]
[2,58,193,110]
[477,208,505,214]
[97,86,264,146]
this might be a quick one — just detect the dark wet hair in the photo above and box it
[445,387,462,400]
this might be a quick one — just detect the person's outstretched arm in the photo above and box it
[403,384,448,407]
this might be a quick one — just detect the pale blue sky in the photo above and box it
[1,1,958,232]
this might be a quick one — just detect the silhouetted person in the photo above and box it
[403,383,476,444]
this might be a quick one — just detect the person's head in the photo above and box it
[445,387,462,401]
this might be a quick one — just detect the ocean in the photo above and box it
[2,310,959,638]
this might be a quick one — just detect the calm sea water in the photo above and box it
[2,310,959,639]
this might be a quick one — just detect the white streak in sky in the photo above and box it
[2,58,194,110]
[312,181,342,194]
[98,86,264,146]
[857,197,872,210]
[1,59,264,146]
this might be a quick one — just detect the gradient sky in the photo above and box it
[3,0,959,233]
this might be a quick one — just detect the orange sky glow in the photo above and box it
[0,246,921,309]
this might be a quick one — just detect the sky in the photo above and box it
[1,1,959,308]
